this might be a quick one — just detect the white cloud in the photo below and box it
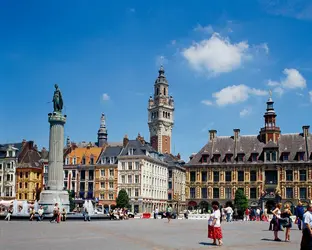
[239,107,252,117]
[102,93,110,101]
[194,24,214,34]
[309,91,312,102]
[212,84,267,106]
[266,68,306,97]
[201,100,213,106]
[281,68,306,89]
[182,33,251,76]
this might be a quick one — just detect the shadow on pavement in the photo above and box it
[199,242,217,246]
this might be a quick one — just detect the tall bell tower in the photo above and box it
[148,66,174,154]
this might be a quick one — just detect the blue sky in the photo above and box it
[1,0,312,161]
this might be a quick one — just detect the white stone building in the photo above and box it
[118,135,168,213]
[0,143,22,199]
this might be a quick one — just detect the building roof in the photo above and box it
[119,138,156,156]
[65,145,102,165]
[17,149,42,169]
[0,142,23,159]
[96,145,123,164]
[187,132,309,165]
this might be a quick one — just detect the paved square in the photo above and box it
[0,219,302,250]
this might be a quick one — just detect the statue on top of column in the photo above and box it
[53,84,63,112]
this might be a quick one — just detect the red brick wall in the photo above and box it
[162,135,171,154]
[151,136,158,152]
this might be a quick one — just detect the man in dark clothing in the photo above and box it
[295,201,305,230]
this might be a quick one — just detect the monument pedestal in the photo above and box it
[40,190,69,214]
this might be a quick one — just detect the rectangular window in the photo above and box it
[121,175,125,184]
[201,188,207,199]
[101,169,105,176]
[89,170,94,180]
[80,170,85,180]
[286,170,293,181]
[25,182,28,188]
[19,172,23,178]
[109,169,114,176]
[299,152,305,161]
[226,154,232,162]
[128,175,132,184]
[190,187,196,199]
[100,182,105,189]
[19,193,22,199]
[135,175,139,183]
[250,171,257,182]
[168,181,172,189]
[168,193,172,200]
[127,188,131,196]
[266,152,271,161]
[212,155,220,163]
[213,188,219,199]
[64,170,68,179]
[225,188,231,199]
[72,170,76,178]
[0,163,2,170]
[300,188,307,199]
[190,171,196,182]
[109,194,113,200]
[169,170,172,178]
[135,188,139,197]
[109,182,113,189]
[237,154,244,162]
[272,152,277,161]
[135,162,139,170]
[251,154,257,162]
[225,171,231,182]
[25,172,29,178]
[250,188,257,199]
[300,170,307,181]
[202,171,207,182]
[122,162,125,170]
[238,171,244,182]
[100,194,104,200]
[25,193,27,200]
[286,188,293,199]
[283,154,289,161]
[128,162,132,170]
[19,182,22,188]
[213,171,219,182]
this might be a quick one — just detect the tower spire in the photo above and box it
[97,113,108,147]
[148,66,174,154]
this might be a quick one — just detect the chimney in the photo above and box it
[123,135,129,147]
[209,130,217,141]
[303,126,310,138]
[28,141,34,149]
[234,129,240,140]
[137,133,145,144]
[34,144,38,151]
[22,139,27,147]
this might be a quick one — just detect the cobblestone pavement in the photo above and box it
[0,219,302,250]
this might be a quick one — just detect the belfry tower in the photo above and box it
[259,93,281,143]
[148,66,174,154]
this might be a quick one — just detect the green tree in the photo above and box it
[68,190,75,211]
[116,189,129,208]
[234,189,248,211]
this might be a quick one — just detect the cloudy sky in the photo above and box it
[1,0,312,160]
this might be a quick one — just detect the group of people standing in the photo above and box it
[50,203,67,223]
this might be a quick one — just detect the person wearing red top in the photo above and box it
[244,208,250,221]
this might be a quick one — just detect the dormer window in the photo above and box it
[251,153,258,162]
[212,154,220,163]
[265,151,277,162]
[73,157,77,165]
[201,154,209,163]
[65,157,69,165]
[237,153,244,162]
[282,153,289,161]
[225,154,232,162]
[82,157,86,165]
[299,152,305,161]
[128,148,134,155]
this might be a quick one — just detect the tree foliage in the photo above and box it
[234,189,248,211]
[68,190,75,211]
[116,189,129,208]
